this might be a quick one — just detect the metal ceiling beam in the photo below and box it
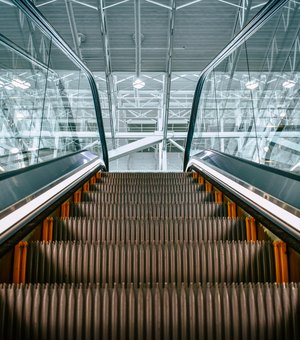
[134,0,141,79]
[117,107,191,110]
[109,135,164,161]
[168,138,184,152]
[162,0,176,149]
[65,0,82,59]
[36,0,57,8]
[0,0,14,7]
[97,0,116,148]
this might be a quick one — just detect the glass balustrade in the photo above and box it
[0,1,106,173]
[190,0,300,174]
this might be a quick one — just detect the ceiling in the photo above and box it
[35,0,264,72]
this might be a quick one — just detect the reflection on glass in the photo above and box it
[191,1,300,174]
[0,3,103,173]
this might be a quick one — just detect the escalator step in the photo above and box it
[99,175,193,180]
[82,191,214,204]
[96,180,195,186]
[25,241,275,284]
[53,217,247,242]
[0,283,298,340]
[104,172,191,178]
[91,184,200,193]
[71,202,227,219]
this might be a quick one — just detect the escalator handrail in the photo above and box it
[12,0,109,170]
[0,151,104,247]
[187,151,300,246]
[183,0,289,170]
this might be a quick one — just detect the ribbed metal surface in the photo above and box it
[4,171,299,336]
[53,217,247,242]
[71,202,227,218]
[26,241,275,284]
[0,283,299,340]
[105,173,192,178]
[98,177,194,181]
[97,177,194,184]
[92,183,201,193]
[83,191,214,203]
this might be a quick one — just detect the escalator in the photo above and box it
[0,171,299,339]
[1,0,300,338]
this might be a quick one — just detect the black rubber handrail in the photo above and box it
[183,0,289,170]
[12,0,109,170]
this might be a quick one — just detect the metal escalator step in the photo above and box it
[91,185,200,193]
[71,202,227,219]
[25,241,275,284]
[53,217,247,242]
[105,172,191,178]
[97,180,195,185]
[82,191,214,204]
[0,283,298,340]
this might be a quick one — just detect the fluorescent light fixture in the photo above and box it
[12,78,31,90]
[245,80,259,90]
[280,112,287,118]
[0,80,4,87]
[4,85,13,90]
[10,147,20,154]
[133,78,145,89]
[282,80,296,89]
[15,111,25,119]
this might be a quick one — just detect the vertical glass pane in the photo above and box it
[0,29,51,171]
[190,1,300,175]
[0,2,106,173]
[41,44,103,159]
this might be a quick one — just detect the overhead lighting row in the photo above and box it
[245,79,297,90]
[0,78,31,90]
[130,77,297,90]
[282,79,296,89]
